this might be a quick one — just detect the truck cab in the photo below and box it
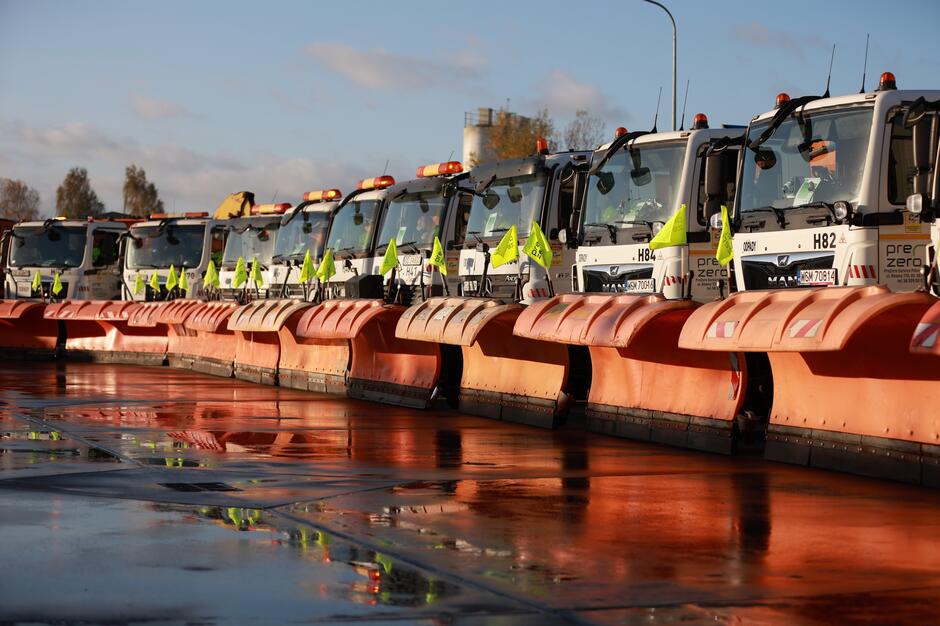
[123,213,226,301]
[368,161,469,304]
[456,145,588,304]
[269,189,342,299]
[575,119,743,302]
[728,75,940,294]
[217,203,289,303]
[4,217,129,300]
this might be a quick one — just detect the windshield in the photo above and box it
[375,190,446,253]
[325,199,380,257]
[10,225,87,268]
[127,223,206,269]
[582,141,686,245]
[273,211,331,262]
[221,221,279,268]
[739,107,873,216]
[465,173,546,240]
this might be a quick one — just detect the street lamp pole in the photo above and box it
[642,0,676,131]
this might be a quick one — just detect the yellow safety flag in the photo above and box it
[149,272,161,292]
[31,272,41,292]
[250,257,263,287]
[316,248,336,282]
[490,224,518,268]
[179,269,189,294]
[379,238,398,275]
[716,205,734,267]
[203,260,220,289]
[429,236,447,276]
[523,220,553,270]
[51,272,63,296]
[232,256,248,288]
[649,204,687,250]
[299,249,314,283]
[133,272,145,295]
[165,264,179,292]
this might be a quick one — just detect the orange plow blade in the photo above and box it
[396,297,568,427]
[0,301,58,358]
[174,301,240,377]
[911,298,940,355]
[42,300,168,364]
[227,300,312,385]
[679,286,940,486]
[288,299,440,408]
[515,294,746,453]
[148,300,203,368]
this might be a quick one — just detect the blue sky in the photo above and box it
[1,0,937,214]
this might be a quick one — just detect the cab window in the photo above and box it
[91,230,120,267]
[887,114,916,204]
[210,227,227,266]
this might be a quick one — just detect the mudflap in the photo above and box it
[42,300,166,365]
[680,286,940,486]
[515,294,744,452]
[0,300,58,359]
[177,302,240,377]
[227,300,311,385]
[397,297,568,428]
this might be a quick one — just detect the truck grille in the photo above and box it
[582,267,653,293]
[741,253,834,290]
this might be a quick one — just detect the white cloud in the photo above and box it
[304,41,486,90]
[131,94,188,121]
[536,69,628,123]
[731,22,828,61]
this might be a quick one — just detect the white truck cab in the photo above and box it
[269,189,341,300]
[455,145,588,304]
[4,217,130,300]
[122,213,226,301]
[728,74,940,294]
[368,161,469,304]
[217,203,289,303]
[575,119,744,302]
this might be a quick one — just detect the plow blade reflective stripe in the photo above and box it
[0,301,58,355]
[227,300,312,384]
[397,297,568,427]
[911,299,940,355]
[285,299,440,407]
[42,300,166,363]
[180,301,240,376]
[515,294,745,448]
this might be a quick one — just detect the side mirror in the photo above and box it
[703,151,725,222]
[557,228,567,244]
[482,191,500,210]
[709,212,723,231]
[913,120,931,195]
[507,186,523,204]
[630,167,652,186]
[302,222,313,233]
[907,193,924,216]
[595,171,615,195]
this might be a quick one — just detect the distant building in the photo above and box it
[463,107,494,166]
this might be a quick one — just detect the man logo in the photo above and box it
[609,265,620,275]
[776,255,790,267]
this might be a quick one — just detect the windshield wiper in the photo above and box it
[783,201,850,226]
[584,222,618,244]
[742,206,788,229]
[333,245,357,259]
[464,230,484,247]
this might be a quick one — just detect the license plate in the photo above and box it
[462,280,478,294]
[401,254,423,266]
[399,265,421,279]
[799,269,837,286]
[624,278,656,293]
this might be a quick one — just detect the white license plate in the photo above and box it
[399,265,421,279]
[462,280,478,294]
[625,278,656,293]
[400,254,423,266]
[799,269,837,286]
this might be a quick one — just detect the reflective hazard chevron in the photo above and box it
[707,320,738,338]
[848,264,877,279]
[663,275,683,287]
[912,322,939,349]
[787,318,823,338]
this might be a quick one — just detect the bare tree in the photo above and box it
[482,108,557,163]
[563,110,606,151]
[55,167,104,219]
[123,165,164,217]
[0,178,41,221]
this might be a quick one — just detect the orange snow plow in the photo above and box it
[226,299,311,385]
[173,301,240,376]
[0,301,58,359]
[514,294,746,453]
[285,299,440,408]
[396,297,570,426]
[679,286,940,486]
[41,300,165,364]
[143,300,204,368]
[911,299,940,355]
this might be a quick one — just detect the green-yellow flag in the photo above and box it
[133,272,145,295]
[203,260,220,289]
[51,272,63,296]
[716,205,734,267]
[429,236,447,276]
[523,220,553,270]
[165,264,179,292]
[179,269,189,294]
[649,204,688,250]
[31,271,41,292]
[149,272,161,292]
[490,224,518,268]
[232,256,248,288]
[299,249,314,283]
[379,238,399,275]
[250,257,263,287]
[316,248,336,282]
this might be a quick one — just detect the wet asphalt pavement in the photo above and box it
[1,361,939,625]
